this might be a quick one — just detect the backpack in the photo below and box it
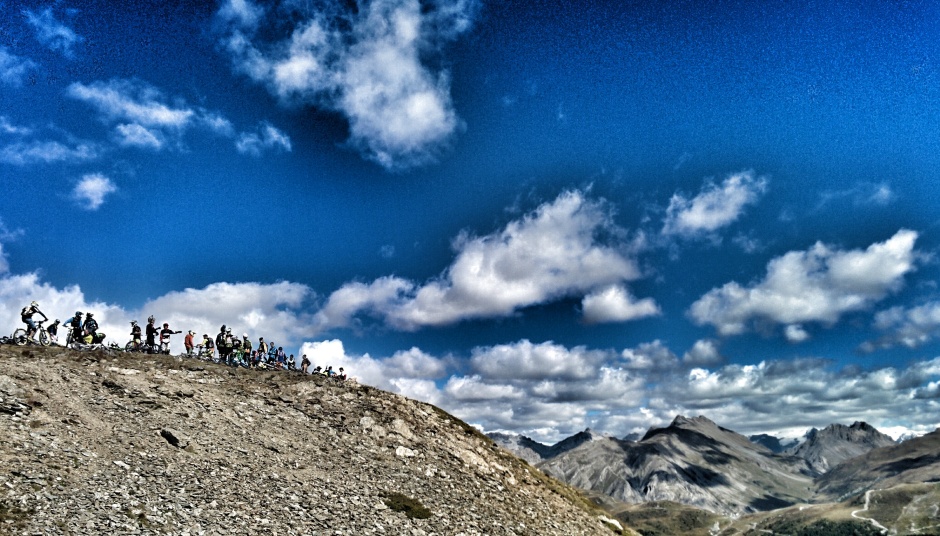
[21,306,29,316]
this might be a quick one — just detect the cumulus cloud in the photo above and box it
[315,190,649,330]
[581,284,660,324]
[215,0,477,169]
[236,121,292,156]
[861,302,940,352]
[682,339,724,367]
[0,46,37,86]
[662,170,768,237]
[689,230,919,337]
[71,173,117,210]
[23,7,82,57]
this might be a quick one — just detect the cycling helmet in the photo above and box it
[30,301,38,307]
[75,311,83,317]
[243,333,248,338]
[130,320,138,325]
[86,313,94,318]
[163,323,169,327]
[202,333,208,338]
[148,315,155,323]
[220,324,226,331]
[226,328,231,333]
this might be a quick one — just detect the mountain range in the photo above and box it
[490,415,940,518]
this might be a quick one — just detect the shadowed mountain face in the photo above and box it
[815,429,940,501]
[536,416,816,516]
[786,421,897,474]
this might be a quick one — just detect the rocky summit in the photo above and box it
[0,345,621,535]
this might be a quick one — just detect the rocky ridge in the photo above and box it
[785,421,897,474]
[0,345,622,535]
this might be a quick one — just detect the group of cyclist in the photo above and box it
[17,302,347,380]
[19,301,104,346]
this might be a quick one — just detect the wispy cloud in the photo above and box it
[0,139,98,165]
[0,46,37,87]
[67,78,287,155]
[215,0,477,170]
[314,190,652,330]
[23,7,83,57]
[72,173,117,210]
[662,170,768,238]
[236,121,292,156]
[689,230,919,338]
[814,182,896,212]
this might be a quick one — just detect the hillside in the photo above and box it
[0,345,623,535]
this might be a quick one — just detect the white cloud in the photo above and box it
[215,0,476,169]
[236,121,292,156]
[114,123,162,149]
[71,173,117,210]
[621,340,679,371]
[862,302,940,351]
[689,230,919,336]
[581,284,660,323]
[0,47,37,86]
[0,139,98,165]
[67,79,195,129]
[0,116,34,136]
[23,7,82,57]
[784,324,810,343]
[682,339,723,367]
[662,170,768,237]
[471,340,606,381]
[315,190,647,330]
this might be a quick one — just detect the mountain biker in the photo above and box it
[146,316,158,348]
[301,354,311,373]
[20,301,48,341]
[202,334,215,359]
[184,330,195,355]
[241,334,252,358]
[82,313,101,344]
[47,319,61,344]
[216,326,227,363]
[336,367,346,381]
[258,337,268,359]
[275,346,286,367]
[64,311,83,344]
[129,321,143,349]
[159,323,181,354]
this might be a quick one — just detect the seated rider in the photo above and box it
[336,367,346,381]
[47,319,61,343]
[21,301,48,340]
[82,313,102,344]
[130,321,142,346]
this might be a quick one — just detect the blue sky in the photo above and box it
[3,0,940,442]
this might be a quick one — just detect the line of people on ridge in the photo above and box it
[130,317,346,378]
[17,302,347,380]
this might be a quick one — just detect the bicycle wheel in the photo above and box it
[125,341,136,352]
[12,329,27,346]
[38,330,50,346]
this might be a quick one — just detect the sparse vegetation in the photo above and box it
[382,492,432,519]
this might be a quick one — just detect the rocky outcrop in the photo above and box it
[786,421,897,474]
[0,346,617,535]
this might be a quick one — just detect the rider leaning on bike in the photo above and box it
[21,301,48,342]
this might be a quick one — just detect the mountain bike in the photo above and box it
[13,320,51,346]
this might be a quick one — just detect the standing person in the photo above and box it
[300,354,311,374]
[241,334,252,361]
[184,330,195,356]
[215,326,227,363]
[267,341,277,363]
[145,316,159,350]
[159,323,181,354]
[20,301,48,341]
[64,311,83,345]
[258,337,268,361]
[202,334,215,360]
